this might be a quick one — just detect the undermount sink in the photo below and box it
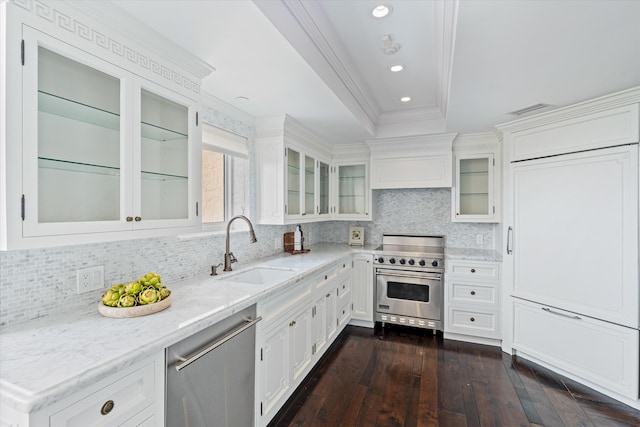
[222,267,297,285]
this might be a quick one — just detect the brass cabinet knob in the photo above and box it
[470,268,476,273]
[326,293,331,298]
[126,216,133,222]
[470,290,476,296]
[101,400,115,415]
[135,216,142,222]
[470,317,475,322]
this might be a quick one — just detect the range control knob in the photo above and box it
[389,258,396,264]
[432,260,439,267]
[399,258,406,265]
[419,260,426,266]
[377,257,384,264]
[408,259,415,265]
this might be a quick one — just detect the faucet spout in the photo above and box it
[224,215,258,272]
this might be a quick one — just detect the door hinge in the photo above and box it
[260,402,263,416]
[493,158,495,166]
[21,195,25,220]
[260,348,263,361]
[196,112,199,126]
[284,204,287,214]
[336,318,339,326]
[351,303,353,310]
[196,202,199,217]
[493,206,495,214]
[21,40,25,65]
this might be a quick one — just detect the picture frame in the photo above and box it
[349,226,364,246]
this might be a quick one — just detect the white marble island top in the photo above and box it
[0,244,371,414]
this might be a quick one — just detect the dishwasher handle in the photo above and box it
[175,316,262,372]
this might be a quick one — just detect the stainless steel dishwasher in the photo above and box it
[166,304,261,427]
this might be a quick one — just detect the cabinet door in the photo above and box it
[318,161,330,215]
[289,306,313,384]
[351,255,374,322]
[312,293,328,356]
[22,27,131,236]
[453,154,496,222]
[134,82,197,229]
[258,324,290,422]
[333,163,369,219]
[325,287,338,344]
[286,147,301,216]
[512,145,638,328]
[304,155,315,215]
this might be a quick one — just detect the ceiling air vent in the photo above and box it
[507,103,552,116]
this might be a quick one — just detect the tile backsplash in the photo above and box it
[1,187,494,327]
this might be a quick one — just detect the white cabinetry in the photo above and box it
[1,2,210,250]
[256,281,313,425]
[452,133,501,223]
[498,87,640,404]
[255,115,333,225]
[367,135,456,189]
[350,254,374,327]
[330,143,371,220]
[444,260,501,345]
[0,352,165,427]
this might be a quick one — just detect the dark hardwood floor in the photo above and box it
[268,325,640,427]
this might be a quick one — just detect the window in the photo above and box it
[201,124,248,230]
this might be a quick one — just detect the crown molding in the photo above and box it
[366,133,457,154]
[496,86,640,133]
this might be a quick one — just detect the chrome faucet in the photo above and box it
[224,215,258,272]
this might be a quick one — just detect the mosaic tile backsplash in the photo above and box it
[0,187,494,327]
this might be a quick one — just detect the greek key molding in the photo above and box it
[13,0,201,94]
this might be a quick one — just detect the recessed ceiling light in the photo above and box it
[390,65,404,72]
[400,96,411,102]
[372,4,392,18]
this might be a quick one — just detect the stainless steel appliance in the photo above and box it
[166,305,261,427]
[374,234,444,331]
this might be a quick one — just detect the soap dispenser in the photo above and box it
[294,225,303,251]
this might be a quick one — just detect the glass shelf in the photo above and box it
[339,176,366,180]
[460,192,489,196]
[459,171,489,176]
[39,157,187,180]
[141,121,187,142]
[39,91,120,131]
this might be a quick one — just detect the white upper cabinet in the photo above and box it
[1,2,211,249]
[451,133,501,223]
[367,134,456,189]
[255,115,334,225]
[330,143,371,220]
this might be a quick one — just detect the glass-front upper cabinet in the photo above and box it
[304,155,315,215]
[286,147,301,216]
[22,28,198,239]
[318,161,330,215]
[453,153,497,222]
[333,162,369,219]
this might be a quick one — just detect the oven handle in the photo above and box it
[376,271,442,281]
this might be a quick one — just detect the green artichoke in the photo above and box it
[101,289,120,307]
[139,272,162,289]
[158,287,171,300]
[138,287,160,305]
[117,294,137,308]
[125,281,142,295]
[111,283,126,296]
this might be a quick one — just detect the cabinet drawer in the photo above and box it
[513,299,639,399]
[336,259,351,276]
[449,261,499,281]
[446,307,499,338]
[449,281,497,306]
[50,361,156,427]
[338,300,351,329]
[336,274,351,304]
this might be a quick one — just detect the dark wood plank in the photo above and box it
[269,326,640,427]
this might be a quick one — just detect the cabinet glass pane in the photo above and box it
[338,165,366,214]
[140,90,189,220]
[459,158,489,215]
[37,47,120,223]
[287,148,301,215]
[304,156,315,215]
[319,162,329,215]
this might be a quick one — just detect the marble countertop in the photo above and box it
[0,243,501,414]
[0,244,371,414]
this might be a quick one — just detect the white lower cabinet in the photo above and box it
[256,258,352,427]
[0,352,164,427]
[350,254,374,326]
[444,260,501,345]
[513,299,639,399]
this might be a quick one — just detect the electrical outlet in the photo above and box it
[77,265,104,294]
[476,234,484,245]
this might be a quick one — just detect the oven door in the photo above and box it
[376,268,442,321]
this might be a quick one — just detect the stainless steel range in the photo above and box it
[373,234,444,332]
